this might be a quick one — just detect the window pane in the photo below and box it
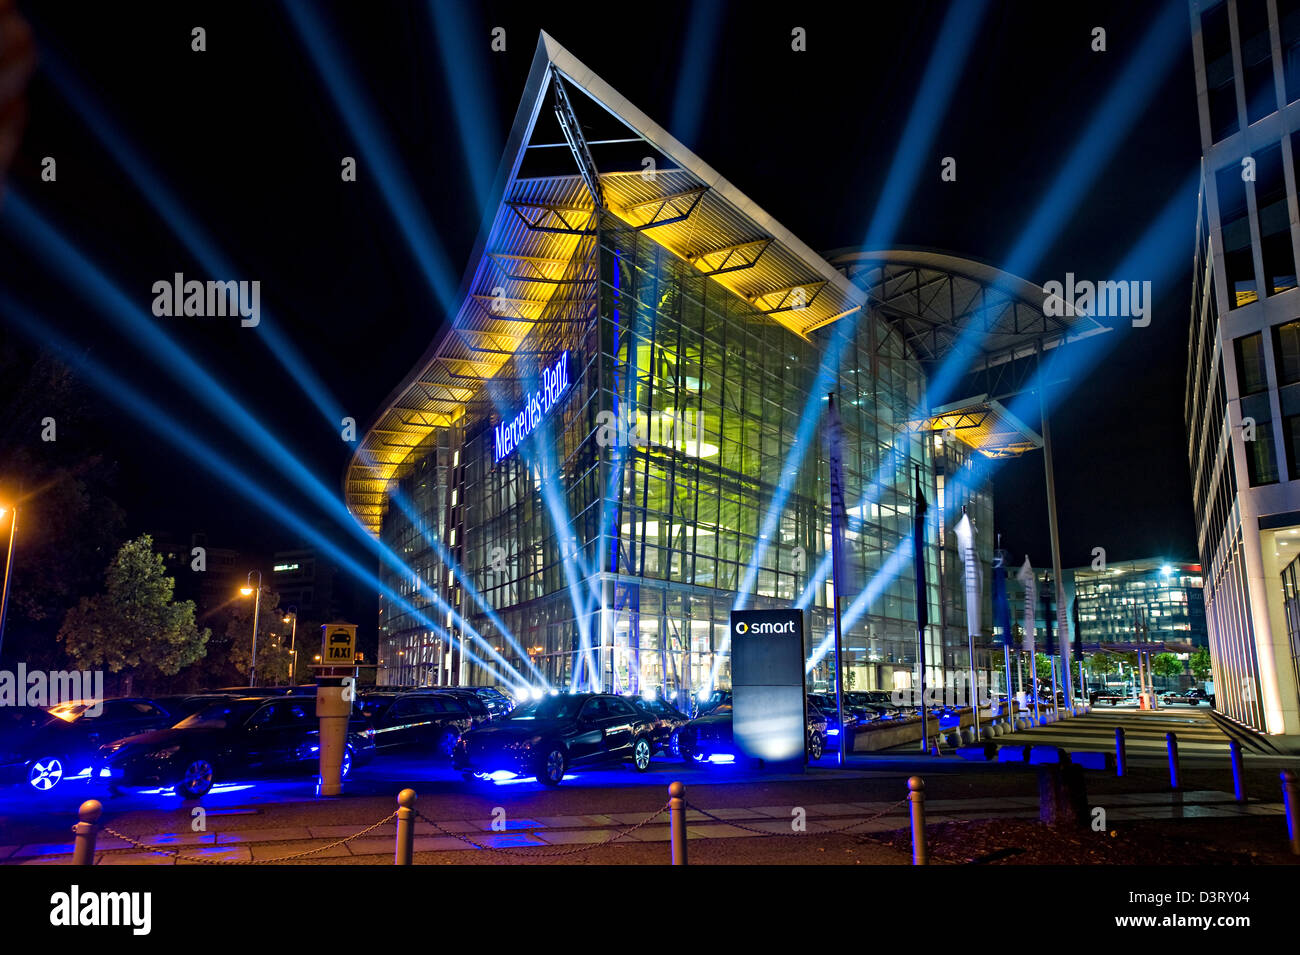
[1236,332,1269,393]
[1256,144,1296,295]
[1205,2,1240,140]
[1247,420,1280,484]
[1275,318,1300,384]
[1218,161,1258,306]
[1239,0,1278,124]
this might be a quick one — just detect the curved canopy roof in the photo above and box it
[345,32,871,535]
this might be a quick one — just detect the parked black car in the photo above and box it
[453,692,657,786]
[98,695,376,798]
[631,696,691,755]
[693,689,731,716]
[0,698,177,792]
[358,689,473,757]
[152,694,240,722]
[809,692,878,726]
[462,686,516,718]
[407,687,495,727]
[677,703,827,764]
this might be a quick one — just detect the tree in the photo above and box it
[1033,652,1053,684]
[225,589,294,686]
[1151,652,1186,687]
[57,535,209,693]
[1088,653,1119,679]
[0,345,126,669]
[1189,647,1213,683]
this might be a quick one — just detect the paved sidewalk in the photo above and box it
[4,788,1283,865]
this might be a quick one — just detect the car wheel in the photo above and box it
[632,737,652,772]
[176,758,214,798]
[538,747,566,786]
[28,756,65,792]
[436,728,459,760]
[807,732,824,761]
[668,730,681,758]
[340,745,354,780]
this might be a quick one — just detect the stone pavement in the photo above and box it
[2,787,1284,864]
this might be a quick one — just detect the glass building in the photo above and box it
[1187,0,1300,736]
[1030,559,1207,652]
[345,34,1068,708]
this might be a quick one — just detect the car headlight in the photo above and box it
[146,745,181,760]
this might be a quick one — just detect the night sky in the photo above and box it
[0,0,1200,604]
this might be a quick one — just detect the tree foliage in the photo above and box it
[1151,652,1186,681]
[1189,646,1213,682]
[57,535,209,690]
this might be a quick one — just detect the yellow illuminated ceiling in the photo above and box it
[907,396,1044,459]
[344,33,869,536]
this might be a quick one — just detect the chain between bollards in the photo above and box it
[1166,731,1181,790]
[395,788,416,865]
[1283,770,1299,856]
[669,781,687,865]
[908,775,927,865]
[72,799,102,866]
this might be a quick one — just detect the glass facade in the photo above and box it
[1188,0,1300,735]
[1070,562,1207,649]
[376,213,936,705]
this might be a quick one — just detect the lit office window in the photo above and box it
[1239,0,1278,123]
[1217,161,1258,306]
[1235,331,1269,394]
[1255,144,1296,294]
[1204,2,1240,140]
[1275,317,1300,383]
[1246,420,1281,484]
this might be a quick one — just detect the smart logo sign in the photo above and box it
[493,351,571,463]
[730,608,806,771]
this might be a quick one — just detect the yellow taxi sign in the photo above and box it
[322,624,357,664]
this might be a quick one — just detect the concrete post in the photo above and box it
[72,799,102,866]
[909,775,928,865]
[395,789,416,865]
[669,781,688,865]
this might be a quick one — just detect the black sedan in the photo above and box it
[677,703,828,764]
[0,698,176,792]
[631,696,691,755]
[358,690,473,757]
[452,693,657,786]
[462,686,516,718]
[98,695,376,798]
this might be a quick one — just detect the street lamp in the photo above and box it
[240,570,263,687]
[282,606,298,684]
[0,504,16,662]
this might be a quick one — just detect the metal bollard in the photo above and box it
[395,788,417,865]
[1115,726,1127,777]
[1166,732,1181,790]
[669,781,688,865]
[1283,771,1300,855]
[1229,740,1245,802]
[72,799,102,866]
[908,775,927,865]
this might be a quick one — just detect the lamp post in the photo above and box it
[240,570,263,687]
[283,607,298,684]
[0,504,16,662]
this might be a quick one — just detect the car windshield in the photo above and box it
[175,700,261,729]
[507,696,585,721]
[0,706,54,735]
